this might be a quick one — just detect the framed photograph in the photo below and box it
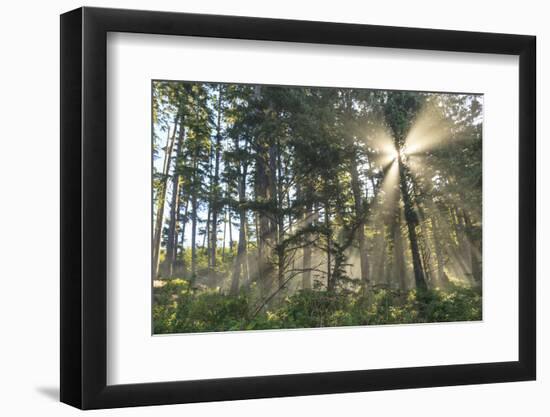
[60,6,536,409]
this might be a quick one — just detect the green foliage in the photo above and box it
[153,280,481,334]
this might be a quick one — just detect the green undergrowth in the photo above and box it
[153,279,482,334]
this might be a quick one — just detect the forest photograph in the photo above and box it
[152,80,483,335]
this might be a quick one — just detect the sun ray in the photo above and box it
[403,101,453,156]
[367,160,399,222]
[407,154,481,223]
[403,162,480,285]
[363,160,401,287]
[366,121,398,169]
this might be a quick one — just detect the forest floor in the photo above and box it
[152,278,482,334]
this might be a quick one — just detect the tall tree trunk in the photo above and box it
[324,189,333,291]
[344,92,370,287]
[226,182,234,256]
[244,217,251,285]
[456,208,472,282]
[285,162,295,273]
[410,177,440,288]
[397,155,427,291]
[179,197,189,277]
[268,142,279,287]
[172,183,184,276]
[276,139,285,289]
[190,155,198,280]
[230,200,247,295]
[222,209,227,262]
[166,121,185,277]
[253,86,273,295]
[210,87,223,268]
[449,206,472,280]
[415,203,435,287]
[228,208,233,253]
[230,139,248,295]
[153,113,180,279]
[256,151,272,294]
[203,127,214,258]
[463,210,481,283]
[430,216,449,288]
[301,184,313,290]
[203,207,210,251]
[350,155,370,287]
[373,225,387,286]
[391,208,407,290]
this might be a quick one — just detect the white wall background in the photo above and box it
[0,0,545,415]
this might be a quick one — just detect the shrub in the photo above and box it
[152,280,482,334]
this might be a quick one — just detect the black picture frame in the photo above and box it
[60,6,536,410]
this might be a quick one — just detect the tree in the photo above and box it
[209,85,224,269]
[384,92,428,291]
[152,83,181,279]
[165,112,185,277]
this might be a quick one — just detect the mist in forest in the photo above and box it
[152,81,483,334]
